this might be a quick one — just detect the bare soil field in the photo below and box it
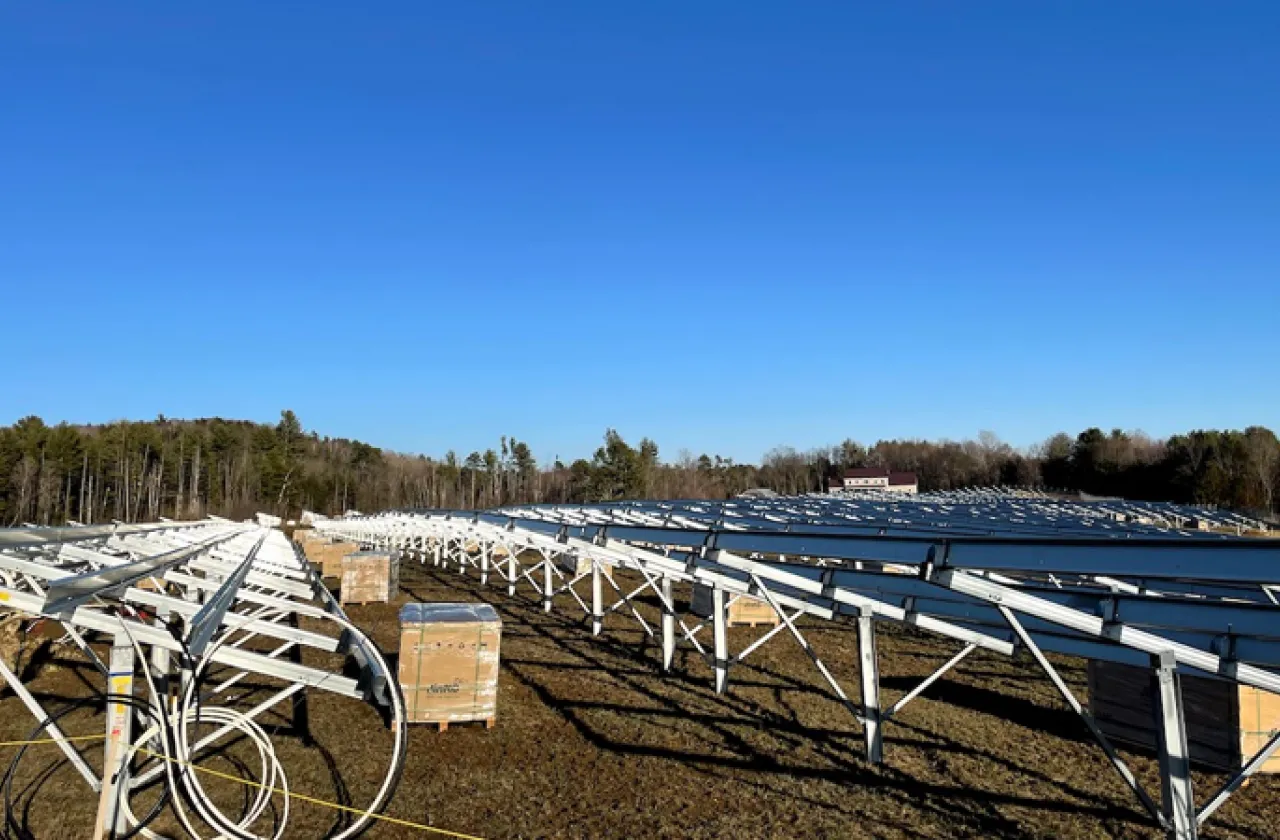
[2,561,1277,839]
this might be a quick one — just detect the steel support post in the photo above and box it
[857,605,883,764]
[433,539,442,567]
[591,561,604,636]
[94,637,135,840]
[178,584,200,700]
[661,575,676,671]
[712,585,729,694]
[1153,651,1198,840]
[480,546,490,586]
[543,554,554,613]
[507,550,517,597]
[150,605,171,701]
[287,611,313,745]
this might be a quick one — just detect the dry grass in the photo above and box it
[1,562,1277,839]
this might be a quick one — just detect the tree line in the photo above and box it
[0,413,1276,526]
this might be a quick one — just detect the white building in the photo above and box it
[828,467,919,495]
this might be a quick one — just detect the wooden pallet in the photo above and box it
[420,718,496,733]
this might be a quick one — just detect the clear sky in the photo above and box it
[2,2,1277,464]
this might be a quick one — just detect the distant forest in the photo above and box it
[0,412,1276,526]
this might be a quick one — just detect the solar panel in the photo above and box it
[317,490,1278,840]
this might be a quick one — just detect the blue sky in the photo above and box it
[2,2,1277,464]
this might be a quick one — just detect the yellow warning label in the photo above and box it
[110,676,131,716]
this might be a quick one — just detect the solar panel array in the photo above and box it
[317,490,1277,840]
[497,488,1269,539]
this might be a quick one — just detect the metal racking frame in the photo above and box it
[316,492,1279,840]
[0,518,405,839]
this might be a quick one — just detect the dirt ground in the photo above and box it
[2,561,1278,840]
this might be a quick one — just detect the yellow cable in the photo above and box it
[0,735,486,839]
[0,734,106,748]
[133,746,486,840]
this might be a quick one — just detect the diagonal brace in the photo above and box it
[999,605,1165,828]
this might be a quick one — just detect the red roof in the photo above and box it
[843,467,889,479]
[888,471,918,486]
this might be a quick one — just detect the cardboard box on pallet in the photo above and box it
[463,541,512,558]
[555,553,614,581]
[340,550,400,605]
[303,540,360,577]
[691,583,780,627]
[398,603,501,728]
[298,533,324,558]
[294,529,331,555]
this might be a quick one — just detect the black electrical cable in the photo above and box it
[2,695,169,840]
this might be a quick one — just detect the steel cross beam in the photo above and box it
[937,568,1280,694]
[42,526,251,615]
[186,529,269,656]
[0,520,213,551]
[1,585,364,697]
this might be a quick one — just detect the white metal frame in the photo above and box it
[0,519,406,839]
[317,505,1280,840]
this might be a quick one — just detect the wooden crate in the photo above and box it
[1240,684,1280,772]
[554,554,614,581]
[298,534,324,556]
[691,583,780,627]
[323,544,359,578]
[462,541,512,557]
[293,529,328,552]
[303,540,360,577]
[398,603,501,727]
[340,550,400,605]
[1088,659,1280,772]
